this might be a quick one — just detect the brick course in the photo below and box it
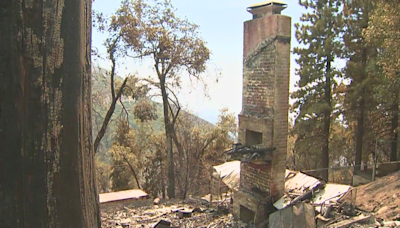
[240,162,272,193]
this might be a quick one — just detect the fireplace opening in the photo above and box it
[240,205,255,223]
[245,130,262,146]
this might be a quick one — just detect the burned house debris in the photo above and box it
[98,1,400,227]
[225,143,275,163]
[99,163,400,227]
[209,161,390,228]
[269,203,316,228]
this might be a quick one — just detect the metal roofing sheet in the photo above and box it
[313,183,351,206]
[211,162,351,211]
[213,161,241,191]
[99,189,148,204]
[285,170,321,194]
[213,161,240,178]
[274,172,351,210]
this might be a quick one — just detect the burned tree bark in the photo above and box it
[160,81,176,199]
[390,91,399,161]
[0,0,100,227]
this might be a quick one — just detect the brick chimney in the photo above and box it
[232,0,291,225]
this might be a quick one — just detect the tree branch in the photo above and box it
[119,96,129,121]
[121,154,142,189]
[108,34,122,100]
[141,78,161,89]
[94,77,129,153]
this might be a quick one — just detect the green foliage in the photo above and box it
[113,0,210,78]
[109,121,136,191]
[342,0,400,163]
[92,67,164,163]
[364,0,400,161]
[133,98,158,122]
[95,157,112,193]
[291,0,344,179]
[110,159,135,191]
[171,108,237,198]
[292,0,343,118]
[364,0,400,79]
[103,107,236,197]
[291,0,400,179]
[92,63,227,194]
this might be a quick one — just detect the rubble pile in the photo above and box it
[100,200,241,228]
[314,202,375,227]
[270,170,376,227]
[270,169,400,227]
[100,168,400,227]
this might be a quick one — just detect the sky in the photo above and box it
[92,0,305,124]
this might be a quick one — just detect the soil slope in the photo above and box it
[356,170,400,221]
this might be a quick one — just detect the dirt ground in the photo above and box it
[100,171,400,227]
[100,200,247,228]
[355,170,400,221]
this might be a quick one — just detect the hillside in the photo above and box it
[91,70,214,163]
[356,169,400,221]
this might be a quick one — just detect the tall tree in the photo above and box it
[364,0,400,161]
[110,0,210,198]
[0,0,100,227]
[343,0,376,169]
[292,0,343,180]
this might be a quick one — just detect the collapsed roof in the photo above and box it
[212,161,352,212]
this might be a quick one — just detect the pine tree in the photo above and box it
[342,0,377,169]
[292,0,343,180]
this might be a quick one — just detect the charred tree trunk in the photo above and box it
[390,92,399,161]
[166,128,175,198]
[355,98,365,170]
[355,48,368,171]
[0,0,100,227]
[159,76,175,199]
[321,60,332,181]
[183,151,190,199]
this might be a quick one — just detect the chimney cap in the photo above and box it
[247,0,287,10]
